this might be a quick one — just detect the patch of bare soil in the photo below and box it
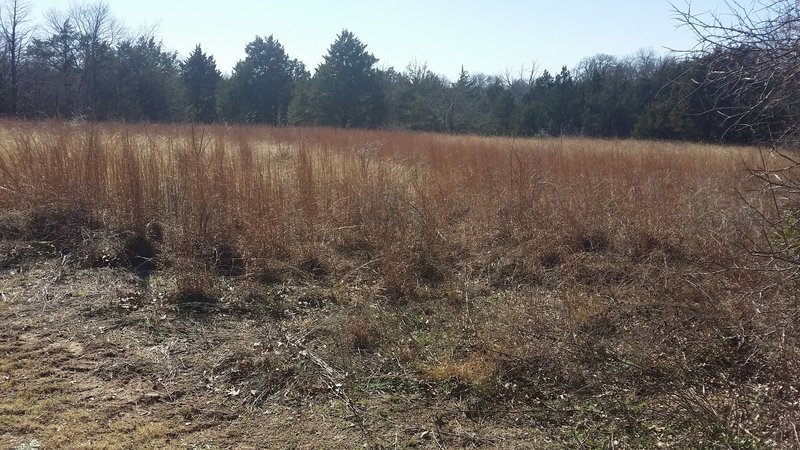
[0,250,545,449]
[2,237,798,449]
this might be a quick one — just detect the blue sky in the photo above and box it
[31,0,726,79]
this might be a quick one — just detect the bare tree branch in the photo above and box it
[1,0,33,114]
[675,0,800,147]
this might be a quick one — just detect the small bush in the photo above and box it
[234,282,286,319]
[169,270,219,316]
[209,243,245,277]
[123,231,158,276]
[247,259,287,285]
[539,251,562,270]
[0,211,26,240]
[28,205,99,249]
[422,354,498,394]
[297,253,328,280]
[578,230,610,253]
[343,316,382,352]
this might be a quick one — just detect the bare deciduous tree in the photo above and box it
[70,1,122,119]
[674,0,800,147]
[501,61,538,101]
[676,1,800,278]
[40,9,80,117]
[1,0,33,114]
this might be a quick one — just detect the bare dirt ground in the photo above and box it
[1,231,797,448]
[0,243,548,449]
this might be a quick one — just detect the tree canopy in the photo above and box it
[304,29,383,128]
[2,0,793,146]
[181,44,220,123]
[222,35,304,124]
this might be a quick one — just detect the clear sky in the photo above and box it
[29,0,726,79]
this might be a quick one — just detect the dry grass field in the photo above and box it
[0,120,798,448]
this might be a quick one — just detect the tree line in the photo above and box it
[0,0,763,143]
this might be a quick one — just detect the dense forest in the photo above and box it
[0,1,762,143]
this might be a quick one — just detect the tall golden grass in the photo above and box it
[0,119,762,282]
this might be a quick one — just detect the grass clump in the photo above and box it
[169,268,219,316]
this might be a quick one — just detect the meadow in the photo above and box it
[0,121,797,448]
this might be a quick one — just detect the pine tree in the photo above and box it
[181,44,220,123]
[312,29,384,128]
[223,35,301,124]
[116,36,183,122]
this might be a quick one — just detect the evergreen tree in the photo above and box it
[23,17,79,117]
[115,36,184,122]
[447,67,478,133]
[484,77,515,135]
[312,29,384,128]
[223,35,302,124]
[287,76,316,125]
[181,44,220,123]
[383,61,448,132]
[519,69,555,136]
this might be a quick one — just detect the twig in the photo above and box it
[431,431,445,449]
[286,333,368,434]
[338,258,381,284]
